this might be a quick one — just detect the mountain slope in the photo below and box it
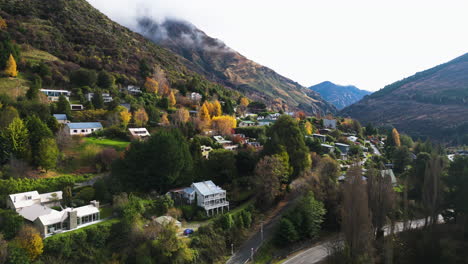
[309,81,371,109]
[341,53,468,142]
[135,18,336,114]
[0,0,238,101]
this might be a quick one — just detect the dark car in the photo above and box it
[183,229,194,236]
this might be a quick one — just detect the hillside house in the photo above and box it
[321,144,335,153]
[66,122,103,136]
[7,191,100,237]
[85,93,113,103]
[312,134,327,143]
[126,85,142,95]
[53,114,69,124]
[70,104,84,111]
[201,145,213,159]
[323,118,337,129]
[335,143,350,154]
[239,120,256,127]
[191,181,229,216]
[129,128,150,140]
[190,92,202,102]
[40,89,71,102]
[153,215,182,229]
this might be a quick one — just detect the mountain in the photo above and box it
[0,0,238,101]
[309,81,371,109]
[341,53,468,143]
[135,18,337,114]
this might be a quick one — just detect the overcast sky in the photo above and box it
[87,0,468,91]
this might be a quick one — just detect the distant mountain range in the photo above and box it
[135,18,337,115]
[341,53,468,143]
[309,81,371,109]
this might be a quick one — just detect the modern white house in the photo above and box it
[335,143,350,154]
[85,93,113,103]
[190,92,202,102]
[40,89,71,102]
[323,118,337,129]
[190,181,229,216]
[128,128,150,140]
[70,104,84,111]
[126,85,142,95]
[7,191,100,237]
[312,134,327,143]
[53,114,69,124]
[66,122,103,136]
[238,121,256,127]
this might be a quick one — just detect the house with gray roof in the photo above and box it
[7,191,100,237]
[53,114,69,124]
[190,181,229,216]
[66,122,103,136]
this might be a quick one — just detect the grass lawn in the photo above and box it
[83,137,130,151]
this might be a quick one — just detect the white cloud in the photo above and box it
[87,0,468,91]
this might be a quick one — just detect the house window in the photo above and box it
[81,129,85,132]
[73,130,77,133]
[91,129,94,132]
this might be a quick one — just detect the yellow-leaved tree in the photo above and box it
[392,128,401,147]
[212,115,237,135]
[15,226,43,261]
[239,97,249,107]
[160,112,170,126]
[119,107,132,128]
[304,121,313,135]
[0,17,7,30]
[199,103,211,122]
[168,91,176,107]
[143,77,159,94]
[212,100,222,117]
[133,108,149,127]
[4,54,18,77]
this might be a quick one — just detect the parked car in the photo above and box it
[183,229,194,236]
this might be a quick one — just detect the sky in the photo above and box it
[87,0,468,92]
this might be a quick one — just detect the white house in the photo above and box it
[40,89,71,102]
[190,181,229,216]
[70,104,84,111]
[53,114,69,124]
[7,191,100,237]
[312,134,327,143]
[239,121,256,127]
[66,122,103,136]
[126,85,142,95]
[128,128,150,140]
[190,92,202,102]
[335,143,350,154]
[323,118,337,129]
[85,93,113,103]
[321,144,335,153]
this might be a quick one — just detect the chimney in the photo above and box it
[90,200,100,209]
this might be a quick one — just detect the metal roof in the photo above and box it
[67,122,103,129]
[192,181,225,196]
[53,114,68,120]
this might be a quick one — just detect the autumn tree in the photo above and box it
[160,112,170,126]
[211,115,236,135]
[144,77,159,94]
[14,225,43,261]
[304,121,313,135]
[37,138,59,171]
[0,17,7,30]
[133,108,149,127]
[342,165,374,262]
[171,108,189,126]
[4,54,17,77]
[199,103,211,122]
[168,91,176,107]
[392,128,401,147]
[237,97,249,116]
[118,107,132,128]
[212,100,222,117]
[254,155,289,210]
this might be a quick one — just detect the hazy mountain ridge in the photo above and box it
[341,53,468,143]
[309,81,371,109]
[135,17,337,114]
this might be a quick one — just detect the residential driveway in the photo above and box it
[281,216,441,264]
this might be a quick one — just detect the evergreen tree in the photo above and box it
[3,117,29,160]
[92,92,104,109]
[37,138,59,171]
[26,115,53,166]
[222,99,234,115]
[97,70,114,89]
[26,75,41,100]
[4,53,18,77]
[56,95,71,117]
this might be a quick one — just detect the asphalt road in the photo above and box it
[282,217,441,264]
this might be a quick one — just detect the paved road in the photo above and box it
[282,217,441,264]
[226,199,298,264]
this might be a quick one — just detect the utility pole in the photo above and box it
[231,243,234,255]
[251,248,254,260]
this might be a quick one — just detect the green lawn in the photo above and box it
[83,137,130,151]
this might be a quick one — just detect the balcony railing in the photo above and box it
[204,201,229,210]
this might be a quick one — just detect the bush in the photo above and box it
[76,187,95,202]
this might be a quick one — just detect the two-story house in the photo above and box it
[190,181,229,216]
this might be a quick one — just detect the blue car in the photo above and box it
[183,229,194,236]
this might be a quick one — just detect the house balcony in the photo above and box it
[203,201,229,210]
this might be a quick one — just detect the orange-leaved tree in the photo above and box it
[392,128,401,147]
[168,91,176,107]
[304,121,313,135]
[212,100,222,117]
[133,108,148,127]
[4,54,18,77]
[144,77,159,94]
[199,103,211,122]
[212,115,237,135]
[119,107,132,128]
